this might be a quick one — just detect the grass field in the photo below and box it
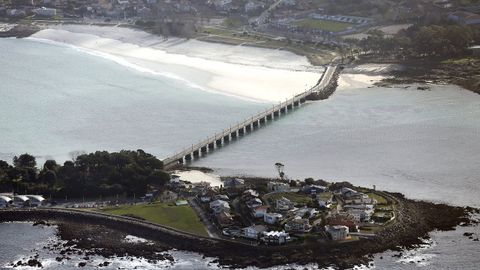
[366,192,388,205]
[295,19,353,32]
[100,203,208,236]
[265,192,313,205]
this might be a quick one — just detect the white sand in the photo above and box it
[29,25,322,103]
[174,170,222,187]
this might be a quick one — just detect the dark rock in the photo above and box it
[27,259,42,267]
[78,262,87,267]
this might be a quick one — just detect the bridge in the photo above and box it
[162,65,341,169]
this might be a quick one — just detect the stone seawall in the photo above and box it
[0,193,472,269]
[306,66,342,101]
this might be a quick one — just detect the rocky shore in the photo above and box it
[0,24,40,38]
[357,58,480,94]
[1,185,477,269]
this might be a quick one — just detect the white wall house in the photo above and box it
[261,230,290,245]
[34,7,57,17]
[13,195,30,207]
[0,195,13,208]
[243,225,267,239]
[26,195,45,207]
[264,213,283,224]
[325,225,349,240]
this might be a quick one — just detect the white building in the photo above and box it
[264,212,283,224]
[325,225,349,240]
[267,182,290,192]
[275,197,294,212]
[12,195,30,207]
[26,195,45,207]
[252,205,269,218]
[243,224,267,239]
[209,199,230,214]
[33,7,57,17]
[261,230,290,245]
[0,195,13,208]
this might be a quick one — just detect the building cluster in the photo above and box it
[0,0,200,20]
[0,193,45,208]
[184,175,387,245]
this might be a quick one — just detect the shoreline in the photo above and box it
[353,58,480,95]
[2,22,323,104]
[1,183,477,269]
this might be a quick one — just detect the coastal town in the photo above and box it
[1,0,479,44]
[0,162,396,247]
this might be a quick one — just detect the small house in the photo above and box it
[0,195,12,208]
[261,231,290,245]
[325,225,349,240]
[223,178,245,189]
[275,197,294,212]
[246,198,263,209]
[267,181,290,192]
[13,195,30,207]
[284,218,312,233]
[210,199,230,214]
[216,211,234,228]
[26,195,45,207]
[301,185,327,195]
[252,205,269,218]
[264,212,283,224]
[243,224,267,239]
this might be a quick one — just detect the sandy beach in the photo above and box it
[29,25,323,103]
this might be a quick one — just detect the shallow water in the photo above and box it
[0,38,265,164]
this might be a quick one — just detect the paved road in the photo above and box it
[188,198,220,238]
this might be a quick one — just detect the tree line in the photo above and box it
[0,150,170,199]
[344,23,480,59]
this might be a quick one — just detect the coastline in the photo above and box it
[9,23,323,103]
[0,184,477,269]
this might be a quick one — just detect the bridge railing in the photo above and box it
[163,66,338,166]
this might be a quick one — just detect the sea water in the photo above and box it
[1,38,480,269]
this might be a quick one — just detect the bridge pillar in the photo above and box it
[193,150,200,157]
[294,101,299,107]
[208,142,215,149]
[280,107,286,114]
[245,124,252,132]
[177,157,184,164]
[253,121,259,128]
[224,135,230,142]
[266,114,272,120]
[300,98,306,103]
[216,139,222,146]
[273,111,279,117]
[231,131,237,138]
[259,117,266,124]
[238,127,245,135]
[201,146,207,153]
[185,153,192,161]
[287,104,293,110]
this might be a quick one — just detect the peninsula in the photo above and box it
[0,152,478,269]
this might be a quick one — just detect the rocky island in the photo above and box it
[1,170,478,269]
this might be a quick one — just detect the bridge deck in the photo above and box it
[162,65,338,168]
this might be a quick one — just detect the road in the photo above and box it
[188,197,220,238]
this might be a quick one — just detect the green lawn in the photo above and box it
[266,192,313,205]
[366,192,388,205]
[100,203,208,237]
[295,19,353,32]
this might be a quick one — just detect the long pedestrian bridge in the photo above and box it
[162,65,341,169]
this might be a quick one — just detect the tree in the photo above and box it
[13,153,36,168]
